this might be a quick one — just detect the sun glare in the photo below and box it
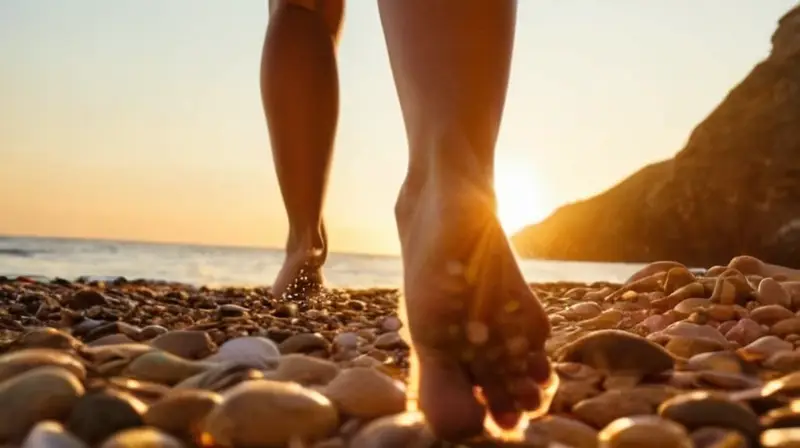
[493,160,551,234]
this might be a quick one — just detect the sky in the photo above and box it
[1,1,796,256]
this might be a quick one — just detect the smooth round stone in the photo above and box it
[144,389,221,438]
[626,261,686,284]
[0,367,85,442]
[740,336,793,360]
[173,363,265,392]
[765,351,800,372]
[323,367,406,419]
[690,427,747,448]
[349,412,435,448]
[772,318,800,337]
[333,333,359,350]
[759,278,792,308]
[270,354,339,386]
[89,334,136,347]
[123,350,211,385]
[524,415,598,448]
[560,302,602,321]
[0,348,86,383]
[598,415,691,448]
[762,372,800,399]
[99,427,184,448]
[381,316,403,332]
[664,267,697,294]
[203,380,339,447]
[138,325,169,340]
[66,390,147,446]
[686,351,754,375]
[725,319,765,346]
[556,330,674,376]
[658,391,760,440]
[149,331,216,360]
[205,336,279,369]
[674,298,711,316]
[762,401,800,429]
[12,328,82,352]
[653,322,729,346]
[21,421,88,448]
[278,333,330,355]
[664,336,725,359]
[762,428,800,448]
[373,332,408,350]
[573,386,680,429]
[751,305,795,326]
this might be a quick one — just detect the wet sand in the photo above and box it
[1,264,800,447]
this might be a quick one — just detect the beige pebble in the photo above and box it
[657,391,760,440]
[690,427,747,448]
[12,328,82,352]
[270,354,339,386]
[759,278,792,308]
[21,421,88,448]
[99,427,185,448]
[124,350,213,385]
[524,415,598,448]
[206,336,280,369]
[764,350,800,372]
[751,305,795,326]
[89,334,136,347]
[202,380,338,447]
[739,335,794,361]
[279,333,331,355]
[665,336,725,359]
[685,351,753,375]
[323,367,406,419]
[773,318,800,337]
[598,415,691,448]
[149,331,216,360]
[664,267,697,294]
[144,389,221,439]
[674,298,711,316]
[556,330,674,377]
[573,386,679,428]
[560,302,603,321]
[0,366,85,442]
[0,348,86,383]
[349,412,435,448]
[762,428,800,448]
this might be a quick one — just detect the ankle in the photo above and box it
[286,223,327,260]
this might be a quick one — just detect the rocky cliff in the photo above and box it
[512,5,800,267]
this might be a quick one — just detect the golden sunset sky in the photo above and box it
[1,1,795,255]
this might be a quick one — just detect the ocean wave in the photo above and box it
[0,248,38,258]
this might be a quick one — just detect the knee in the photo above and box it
[270,0,344,38]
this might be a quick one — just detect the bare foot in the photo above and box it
[271,224,327,299]
[395,179,552,441]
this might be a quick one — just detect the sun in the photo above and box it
[493,160,551,234]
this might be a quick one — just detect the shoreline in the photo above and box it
[2,264,800,446]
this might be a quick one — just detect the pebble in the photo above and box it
[4,258,800,446]
[202,380,339,447]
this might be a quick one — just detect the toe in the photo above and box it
[476,378,521,430]
[417,351,485,441]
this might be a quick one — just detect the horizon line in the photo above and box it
[0,232,401,259]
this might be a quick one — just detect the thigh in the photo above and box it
[269,0,344,38]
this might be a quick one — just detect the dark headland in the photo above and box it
[512,5,800,268]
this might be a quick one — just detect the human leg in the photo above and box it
[378,0,552,440]
[261,0,344,297]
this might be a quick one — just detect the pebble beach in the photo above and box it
[3,258,800,447]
